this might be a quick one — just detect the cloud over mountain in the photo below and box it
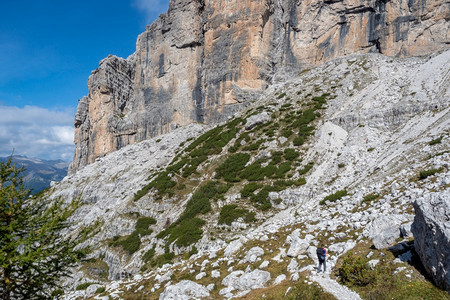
[0,105,75,161]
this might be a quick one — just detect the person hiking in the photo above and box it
[316,244,327,273]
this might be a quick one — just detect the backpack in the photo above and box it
[316,247,325,261]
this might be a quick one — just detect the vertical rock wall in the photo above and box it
[70,0,449,173]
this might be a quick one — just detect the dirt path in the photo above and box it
[309,273,362,300]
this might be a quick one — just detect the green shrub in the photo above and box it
[320,190,348,205]
[274,162,291,178]
[168,218,205,247]
[367,147,375,152]
[271,151,283,163]
[419,168,439,180]
[218,205,256,225]
[51,289,64,297]
[117,232,141,255]
[294,177,306,186]
[282,129,293,138]
[429,136,442,145]
[76,282,96,290]
[298,162,314,175]
[135,171,176,200]
[215,153,250,182]
[243,139,265,151]
[151,251,175,268]
[337,163,345,168]
[338,252,374,286]
[284,148,300,161]
[95,287,106,294]
[143,247,156,262]
[250,187,272,210]
[188,246,198,257]
[135,217,156,236]
[293,136,305,146]
[241,183,263,198]
[240,162,266,181]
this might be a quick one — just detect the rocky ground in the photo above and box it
[50,50,449,299]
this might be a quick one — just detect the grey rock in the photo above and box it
[412,192,450,291]
[245,112,271,130]
[244,247,264,263]
[159,280,210,300]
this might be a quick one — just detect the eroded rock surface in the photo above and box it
[412,191,450,291]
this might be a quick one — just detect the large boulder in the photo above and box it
[159,280,210,300]
[411,192,450,291]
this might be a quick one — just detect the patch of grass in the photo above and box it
[243,139,265,151]
[419,168,440,180]
[320,189,348,205]
[218,205,256,225]
[362,193,380,204]
[429,136,442,145]
[338,163,345,168]
[367,147,375,152]
[95,287,105,294]
[115,232,141,255]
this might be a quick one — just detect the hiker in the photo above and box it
[316,244,327,273]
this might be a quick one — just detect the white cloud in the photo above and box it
[0,105,75,161]
[132,0,170,24]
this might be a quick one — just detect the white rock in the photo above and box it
[274,274,287,285]
[159,280,210,300]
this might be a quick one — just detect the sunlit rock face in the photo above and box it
[70,0,449,173]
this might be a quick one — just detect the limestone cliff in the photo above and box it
[70,0,449,173]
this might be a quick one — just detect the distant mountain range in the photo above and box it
[0,155,69,194]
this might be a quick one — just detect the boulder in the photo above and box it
[411,192,450,291]
[159,280,210,300]
[244,247,264,263]
[245,112,271,130]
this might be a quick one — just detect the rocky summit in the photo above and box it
[48,46,450,299]
[70,0,449,173]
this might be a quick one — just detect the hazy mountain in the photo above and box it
[0,155,69,194]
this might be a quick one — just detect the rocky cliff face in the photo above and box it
[70,0,449,173]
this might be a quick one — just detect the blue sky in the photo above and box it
[0,0,170,161]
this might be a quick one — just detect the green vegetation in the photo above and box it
[362,193,380,204]
[111,216,156,255]
[135,216,157,235]
[284,148,300,161]
[143,247,156,263]
[76,282,97,290]
[419,168,440,180]
[218,204,256,225]
[0,157,83,300]
[337,248,450,299]
[277,92,286,99]
[298,162,314,175]
[215,153,250,182]
[96,287,106,294]
[338,252,373,286]
[241,182,263,198]
[158,181,229,247]
[429,136,443,145]
[338,163,345,168]
[320,190,348,205]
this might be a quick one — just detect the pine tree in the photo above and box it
[0,156,81,300]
